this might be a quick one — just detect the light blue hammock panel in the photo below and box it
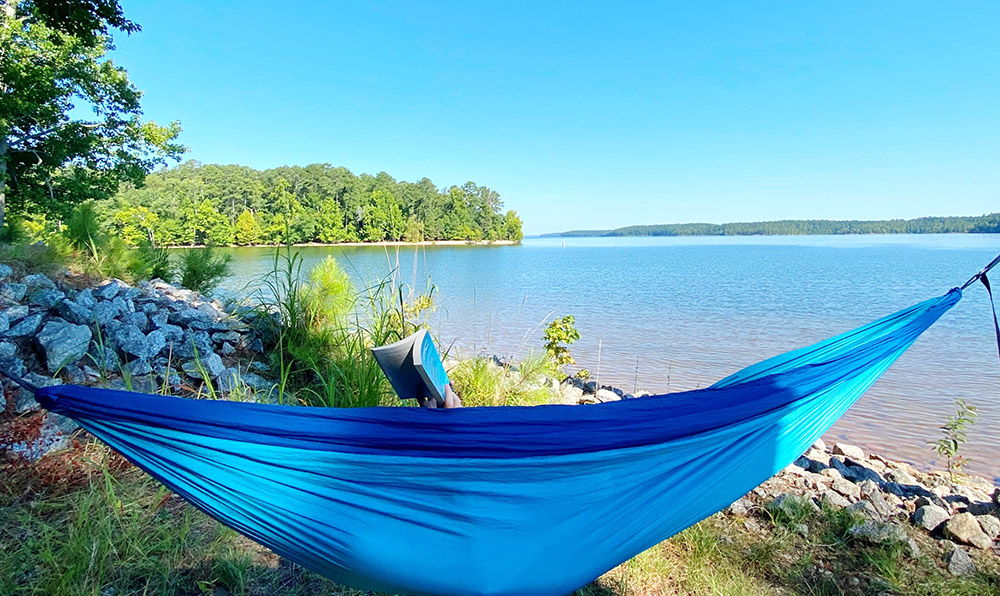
[34,288,961,596]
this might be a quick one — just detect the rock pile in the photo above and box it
[0,270,276,460]
[729,438,999,576]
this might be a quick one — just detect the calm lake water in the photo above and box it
[215,235,1000,481]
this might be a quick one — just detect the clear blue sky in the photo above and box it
[112,1,999,235]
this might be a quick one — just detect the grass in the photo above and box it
[449,351,560,406]
[6,445,998,596]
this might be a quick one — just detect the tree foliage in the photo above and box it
[105,161,524,246]
[554,214,1000,237]
[0,0,184,229]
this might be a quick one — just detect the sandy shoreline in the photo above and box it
[168,240,519,249]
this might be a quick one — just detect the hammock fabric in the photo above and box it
[33,288,962,596]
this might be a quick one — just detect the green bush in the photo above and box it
[450,351,558,407]
[177,247,233,294]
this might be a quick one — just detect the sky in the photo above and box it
[111,1,1000,235]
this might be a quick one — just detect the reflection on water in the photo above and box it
[214,235,1000,481]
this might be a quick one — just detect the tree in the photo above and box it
[234,209,260,245]
[109,204,158,245]
[0,0,184,231]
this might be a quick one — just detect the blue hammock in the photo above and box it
[25,287,968,596]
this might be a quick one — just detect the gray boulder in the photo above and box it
[56,299,93,325]
[821,490,852,510]
[977,514,1000,540]
[3,304,27,322]
[0,341,16,357]
[212,330,241,344]
[832,477,860,500]
[183,351,225,380]
[833,443,865,460]
[0,264,12,281]
[0,282,27,302]
[96,280,124,301]
[945,545,976,576]
[847,521,907,545]
[847,500,882,522]
[93,300,119,325]
[88,342,121,372]
[112,295,135,315]
[14,372,61,414]
[943,512,993,550]
[21,273,55,291]
[75,288,97,309]
[34,321,92,373]
[912,504,950,532]
[126,359,153,377]
[124,311,149,332]
[220,342,236,355]
[4,314,43,338]
[29,288,65,309]
[0,312,8,333]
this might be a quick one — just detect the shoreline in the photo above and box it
[167,239,519,249]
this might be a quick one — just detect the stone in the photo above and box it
[3,313,42,338]
[832,478,861,500]
[29,288,65,309]
[885,468,920,486]
[0,342,15,357]
[993,488,1000,507]
[912,504,950,532]
[141,301,160,315]
[21,273,55,290]
[220,342,236,355]
[34,320,92,373]
[945,546,976,576]
[3,304,27,322]
[943,512,993,550]
[966,502,995,516]
[173,330,213,359]
[169,308,212,327]
[727,499,750,516]
[56,299,94,325]
[821,490,852,510]
[150,311,169,327]
[0,282,27,302]
[146,329,167,358]
[977,515,1000,540]
[247,338,264,353]
[767,493,817,520]
[847,521,907,545]
[904,537,922,559]
[111,324,150,359]
[3,412,78,461]
[212,330,241,344]
[0,355,26,381]
[847,500,882,522]
[820,467,843,480]
[14,372,61,414]
[126,359,153,377]
[112,295,135,315]
[158,323,184,342]
[88,342,121,372]
[62,364,86,384]
[124,311,149,332]
[812,438,827,452]
[75,288,97,309]
[0,264,12,281]
[833,443,865,461]
[183,351,225,380]
[93,301,119,325]
[96,280,124,301]
[594,388,620,402]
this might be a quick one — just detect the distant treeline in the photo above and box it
[547,214,1000,237]
[104,161,523,246]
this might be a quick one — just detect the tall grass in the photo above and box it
[449,351,559,407]
[253,247,439,408]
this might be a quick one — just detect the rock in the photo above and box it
[21,273,55,291]
[124,311,149,332]
[0,282,27,302]
[833,443,865,461]
[3,313,42,338]
[93,301,119,325]
[945,545,976,576]
[220,342,236,356]
[0,264,12,281]
[966,502,995,516]
[158,323,184,342]
[0,355,26,381]
[211,330,240,344]
[75,288,97,309]
[993,488,1000,507]
[56,299,93,325]
[885,468,920,486]
[146,329,167,357]
[2,412,78,461]
[247,338,264,353]
[821,490,852,510]
[34,321,92,373]
[3,304,27,322]
[594,388,620,402]
[126,359,153,377]
[812,438,827,452]
[62,364,85,384]
[169,308,212,328]
[583,380,598,394]
[150,311,169,327]
[943,512,993,550]
[14,373,61,414]
[141,301,160,315]
[832,477,861,500]
[912,505,950,531]
[111,324,150,359]
[847,521,907,545]
[183,352,225,380]
[977,515,1000,540]
[174,330,212,359]
[728,499,750,516]
[847,500,882,522]
[112,295,135,315]
[88,342,121,372]
[96,280,124,301]
[29,288,65,309]
[904,537,922,558]
[0,342,15,357]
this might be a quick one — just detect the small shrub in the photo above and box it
[177,247,232,295]
[930,398,978,482]
[543,315,580,369]
[64,202,103,251]
[129,242,174,281]
[450,352,557,407]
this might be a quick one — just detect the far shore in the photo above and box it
[168,239,519,249]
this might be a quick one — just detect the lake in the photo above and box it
[214,235,1000,481]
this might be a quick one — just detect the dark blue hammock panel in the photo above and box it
[34,289,961,596]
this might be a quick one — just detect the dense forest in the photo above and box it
[103,161,523,246]
[548,214,1000,237]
